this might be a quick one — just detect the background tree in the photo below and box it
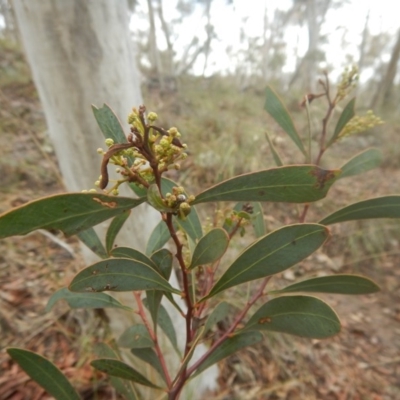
[12,1,217,396]
[370,28,400,109]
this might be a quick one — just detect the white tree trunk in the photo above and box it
[13,1,217,397]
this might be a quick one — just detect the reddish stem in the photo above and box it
[180,277,271,389]
[133,292,172,386]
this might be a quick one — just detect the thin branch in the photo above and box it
[133,292,172,386]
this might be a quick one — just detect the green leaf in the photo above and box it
[174,206,203,242]
[274,274,380,295]
[265,131,284,167]
[193,166,340,205]
[92,104,128,144]
[7,348,81,400]
[264,86,306,156]
[151,248,173,280]
[189,228,229,269]
[203,302,230,335]
[143,300,179,353]
[250,202,265,237]
[0,193,145,239]
[328,97,356,146]
[204,224,329,299]
[76,227,108,259]
[339,148,382,179]
[147,184,174,213]
[145,220,172,256]
[111,247,158,271]
[118,324,154,349]
[157,304,179,351]
[46,287,131,312]
[131,348,166,383]
[146,249,174,325]
[243,296,340,338]
[106,211,131,254]
[319,196,400,225]
[193,331,263,376]
[69,258,179,294]
[93,343,138,400]
[91,359,161,389]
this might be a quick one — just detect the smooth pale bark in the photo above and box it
[13,0,158,348]
[370,28,400,109]
[13,1,217,397]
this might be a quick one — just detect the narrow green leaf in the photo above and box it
[92,104,128,144]
[106,211,131,254]
[69,258,179,294]
[111,247,158,270]
[328,97,356,146]
[145,220,172,256]
[94,343,138,400]
[339,148,382,179]
[174,206,203,242]
[91,359,161,389]
[250,202,265,237]
[243,296,340,338]
[204,224,329,299]
[265,131,284,166]
[157,304,179,351]
[131,348,166,383]
[118,324,154,349]
[319,196,400,225]
[77,227,108,259]
[189,228,229,269]
[147,184,174,213]
[193,166,340,205]
[193,331,263,376]
[143,300,179,353]
[145,249,174,325]
[46,287,131,312]
[274,274,380,295]
[0,193,145,239]
[203,302,230,335]
[7,348,81,400]
[264,86,306,156]
[151,249,173,280]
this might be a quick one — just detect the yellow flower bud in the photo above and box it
[105,138,114,147]
[147,112,158,122]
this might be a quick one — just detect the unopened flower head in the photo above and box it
[337,65,359,101]
[105,138,114,147]
[147,112,158,122]
[338,110,384,140]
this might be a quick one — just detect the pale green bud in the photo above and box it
[168,127,178,136]
[147,112,158,122]
[105,138,114,147]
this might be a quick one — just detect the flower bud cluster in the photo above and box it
[127,108,145,136]
[337,65,359,101]
[164,186,195,219]
[96,106,189,198]
[338,110,384,139]
[154,127,187,171]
